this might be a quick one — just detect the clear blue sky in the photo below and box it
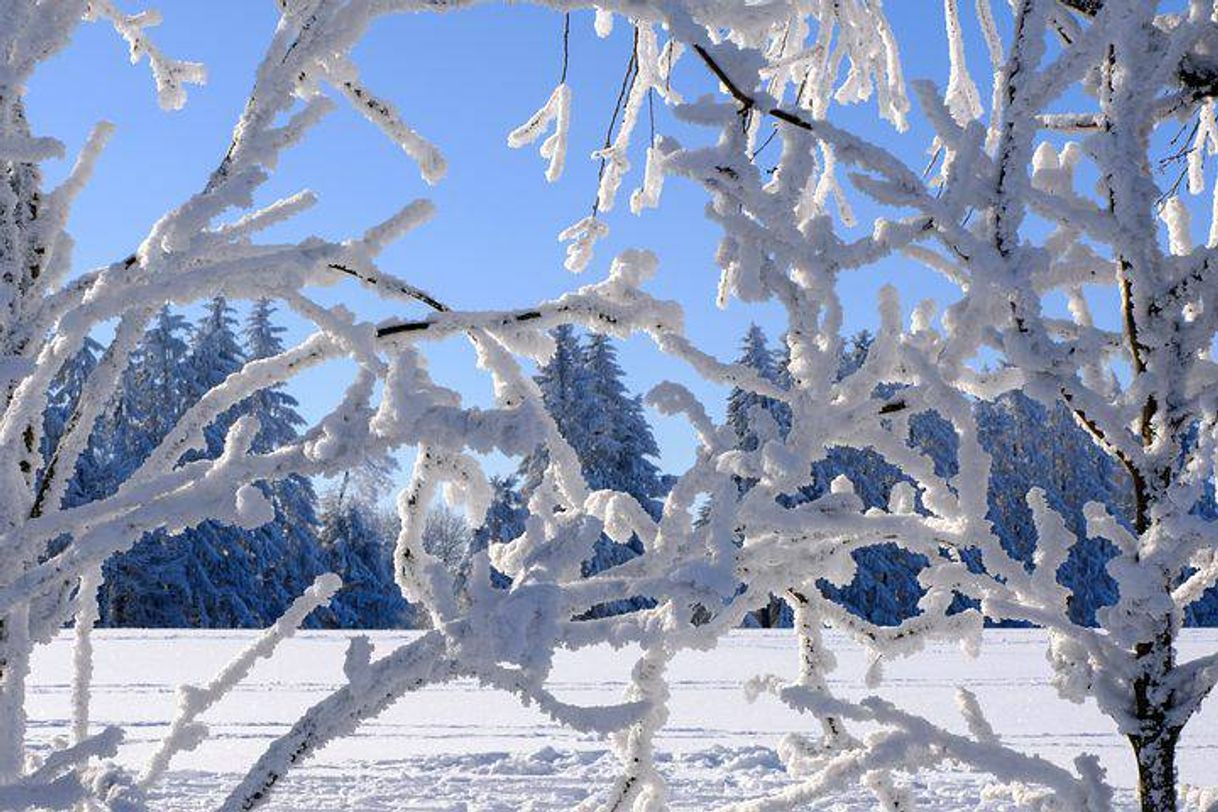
[27,2,1009,488]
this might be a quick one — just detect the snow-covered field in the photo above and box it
[26,629,1218,810]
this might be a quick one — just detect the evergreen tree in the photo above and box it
[97,307,198,625]
[725,326,794,627]
[239,299,328,625]
[466,474,524,593]
[141,306,194,443]
[510,329,666,614]
[580,334,666,585]
[42,336,106,509]
[244,299,306,449]
[519,325,597,495]
[102,306,192,489]
[582,334,664,502]
[42,337,101,463]
[474,475,527,552]
[184,296,247,457]
[726,324,790,453]
[314,480,415,629]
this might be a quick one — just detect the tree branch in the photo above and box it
[1058,0,1218,102]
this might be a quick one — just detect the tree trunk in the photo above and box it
[1129,620,1181,812]
[1130,726,1179,812]
[0,603,30,781]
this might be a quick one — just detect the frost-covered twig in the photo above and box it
[71,566,101,746]
[219,630,454,812]
[140,574,342,788]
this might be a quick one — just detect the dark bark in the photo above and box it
[1130,723,1180,812]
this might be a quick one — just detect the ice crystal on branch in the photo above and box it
[6,3,1218,812]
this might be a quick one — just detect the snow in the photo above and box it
[21,628,1218,810]
[9,1,1218,807]
[508,83,572,183]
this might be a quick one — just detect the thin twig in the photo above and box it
[750,126,779,162]
[559,13,570,85]
[376,309,544,338]
[592,28,639,215]
[647,87,656,146]
[328,263,449,313]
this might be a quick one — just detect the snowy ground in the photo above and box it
[25,629,1218,810]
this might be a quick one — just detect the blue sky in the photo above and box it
[27,2,1035,488]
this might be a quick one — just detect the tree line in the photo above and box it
[468,324,1218,630]
[44,298,412,629]
[47,309,1218,632]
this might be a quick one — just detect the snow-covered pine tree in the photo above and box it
[41,337,106,511]
[137,306,194,449]
[238,299,328,625]
[466,474,523,592]
[582,333,665,502]
[580,333,665,585]
[725,325,793,627]
[184,297,247,457]
[518,324,596,497]
[315,478,414,630]
[243,299,308,451]
[105,305,192,489]
[127,298,265,628]
[473,475,527,554]
[519,326,665,590]
[96,306,195,626]
[726,324,790,454]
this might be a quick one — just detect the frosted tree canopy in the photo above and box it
[2,2,1218,811]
